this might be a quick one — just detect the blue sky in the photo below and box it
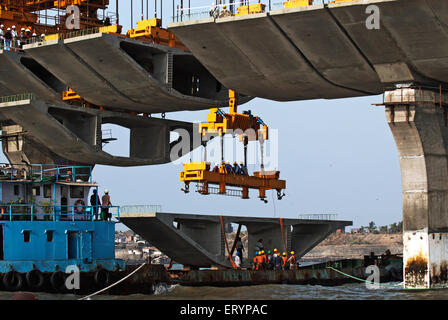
[3,1,404,231]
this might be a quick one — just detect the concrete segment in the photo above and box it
[120,211,351,268]
[269,5,382,93]
[329,0,448,84]
[0,50,62,102]
[170,13,367,101]
[386,88,448,288]
[0,99,198,166]
[169,0,448,101]
[24,34,251,113]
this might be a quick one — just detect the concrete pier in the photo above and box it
[120,210,351,268]
[385,87,448,288]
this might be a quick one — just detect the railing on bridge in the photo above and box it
[0,93,35,104]
[297,213,338,220]
[120,205,163,214]
[170,0,334,23]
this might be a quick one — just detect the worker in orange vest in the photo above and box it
[281,252,289,270]
[260,250,267,270]
[255,252,264,271]
[288,251,297,270]
[252,251,258,270]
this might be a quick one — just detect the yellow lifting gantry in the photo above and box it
[180,90,286,202]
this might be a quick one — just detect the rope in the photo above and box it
[279,218,288,257]
[78,262,147,300]
[219,215,237,269]
[326,266,403,288]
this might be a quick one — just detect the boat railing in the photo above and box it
[0,204,120,222]
[0,163,93,183]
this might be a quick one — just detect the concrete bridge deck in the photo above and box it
[0,98,199,166]
[120,210,352,268]
[23,33,251,113]
[168,0,448,101]
[0,50,63,102]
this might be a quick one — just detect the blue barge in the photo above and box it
[0,163,125,292]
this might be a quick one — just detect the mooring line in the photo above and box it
[325,266,403,288]
[78,262,147,300]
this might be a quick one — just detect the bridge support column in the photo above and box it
[386,87,448,288]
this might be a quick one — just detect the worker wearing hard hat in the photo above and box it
[240,162,248,175]
[18,28,26,48]
[252,251,259,270]
[281,252,289,270]
[233,161,241,174]
[101,189,112,221]
[4,27,12,51]
[11,25,18,48]
[0,25,4,49]
[272,249,282,271]
[288,251,297,270]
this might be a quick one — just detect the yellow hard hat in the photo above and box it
[273,248,278,252]
[282,252,286,256]
[290,251,295,255]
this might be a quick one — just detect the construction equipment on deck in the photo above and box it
[126,18,187,51]
[180,90,286,202]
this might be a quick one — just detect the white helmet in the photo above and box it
[12,25,15,29]
[0,25,4,28]
[26,29,30,32]
[32,33,37,37]
[7,28,11,31]
[21,28,25,31]
[104,189,109,194]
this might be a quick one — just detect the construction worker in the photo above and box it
[267,251,273,270]
[219,161,226,174]
[255,251,264,271]
[235,236,244,263]
[225,162,234,174]
[0,25,4,49]
[212,164,219,172]
[90,189,101,220]
[288,251,297,270]
[281,252,289,270]
[240,162,248,175]
[273,249,282,271]
[234,251,241,269]
[101,189,112,221]
[233,162,241,174]
[4,28,12,51]
[19,28,25,48]
[219,4,232,18]
[11,25,17,48]
[261,250,267,270]
[252,251,258,270]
